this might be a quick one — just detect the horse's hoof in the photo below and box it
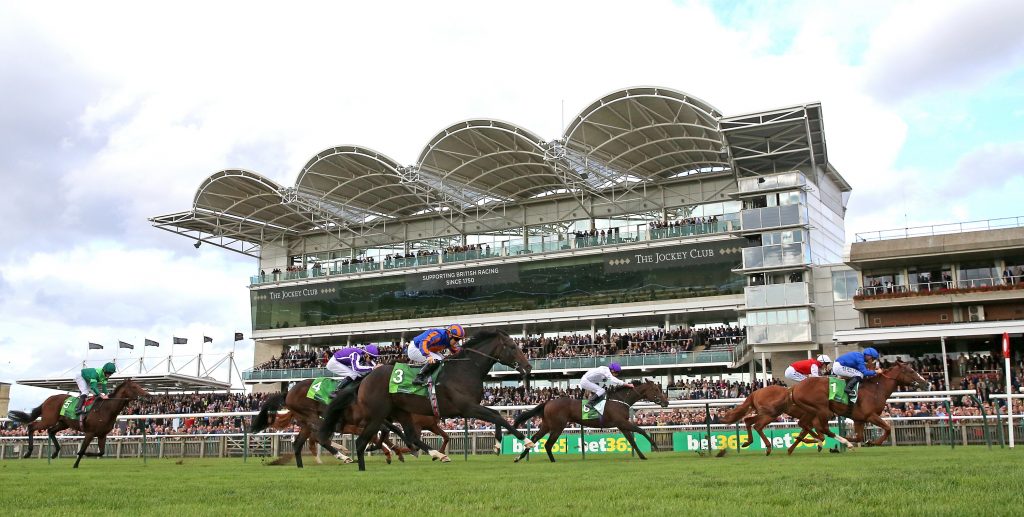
[385,456,392,465]
[741,442,751,448]
[493,444,502,454]
[523,439,535,449]
[343,457,353,464]
[439,455,450,463]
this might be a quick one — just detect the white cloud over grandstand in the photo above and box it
[1,0,1021,407]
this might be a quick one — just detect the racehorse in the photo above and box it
[318,330,534,471]
[718,385,822,455]
[511,378,670,462]
[9,379,149,468]
[721,361,929,454]
[250,379,408,468]
[790,360,929,450]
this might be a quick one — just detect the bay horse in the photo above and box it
[790,361,929,450]
[256,406,450,464]
[250,378,409,468]
[8,378,149,468]
[511,378,670,462]
[318,330,534,471]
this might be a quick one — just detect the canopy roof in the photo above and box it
[17,373,231,393]
[152,86,848,251]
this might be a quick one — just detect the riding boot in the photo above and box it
[330,378,353,400]
[76,396,87,423]
[587,393,604,407]
[845,377,861,403]
[414,362,440,386]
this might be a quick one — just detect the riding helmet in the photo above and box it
[446,324,466,339]
[816,354,832,363]
[364,344,380,357]
[863,347,880,359]
[609,363,622,373]
[102,362,117,374]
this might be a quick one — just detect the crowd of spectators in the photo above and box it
[252,325,745,371]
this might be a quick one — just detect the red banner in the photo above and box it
[1003,332,1011,359]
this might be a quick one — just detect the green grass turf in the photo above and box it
[0,447,1021,516]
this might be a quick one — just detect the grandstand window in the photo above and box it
[832,269,859,301]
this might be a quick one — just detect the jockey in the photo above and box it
[832,348,881,402]
[325,344,380,397]
[579,363,634,406]
[408,324,466,385]
[74,362,116,418]
[785,354,832,383]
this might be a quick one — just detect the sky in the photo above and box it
[1,0,1023,408]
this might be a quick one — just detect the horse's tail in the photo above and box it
[718,394,754,424]
[8,405,42,426]
[512,401,547,428]
[250,394,285,433]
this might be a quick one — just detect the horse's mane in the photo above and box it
[452,330,504,356]
[463,330,502,347]
[111,378,134,395]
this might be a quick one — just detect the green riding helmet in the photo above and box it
[102,362,116,374]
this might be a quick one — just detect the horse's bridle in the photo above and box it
[459,343,528,373]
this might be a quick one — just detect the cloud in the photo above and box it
[942,142,1024,194]
[863,0,1024,102]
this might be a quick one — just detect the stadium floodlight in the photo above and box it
[194,240,202,249]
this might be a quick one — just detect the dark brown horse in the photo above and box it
[250,378,408,468]
[511,379,670,462]
[258,406,450,463]
[719,385,822,455]
[9,379,149,468]
[319,330,534,471]
[790,361,929,450]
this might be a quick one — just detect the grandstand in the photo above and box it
[149,86,854,392]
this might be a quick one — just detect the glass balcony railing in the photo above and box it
[741,242,810,270]
[737,171,806,194]
[855,275,1024,299]
[744,282,810,308]
[249,215,740,286]
[242,350,737,381]
[739,204,806,231]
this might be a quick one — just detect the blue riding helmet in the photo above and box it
[609,363,622,373]
[364,344,380,357]
[863,347,880,359]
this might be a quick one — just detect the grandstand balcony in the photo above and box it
[737,204,807,234]
[853,276,1024,311]
[241,348,747,383]
[248,217,739,286]
[735,171,807,195]
[740,242,810,271]
[744,282,811,309]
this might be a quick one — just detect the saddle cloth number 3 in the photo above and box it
[392,368,404,384]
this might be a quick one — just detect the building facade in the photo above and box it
[152,87,860,391]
